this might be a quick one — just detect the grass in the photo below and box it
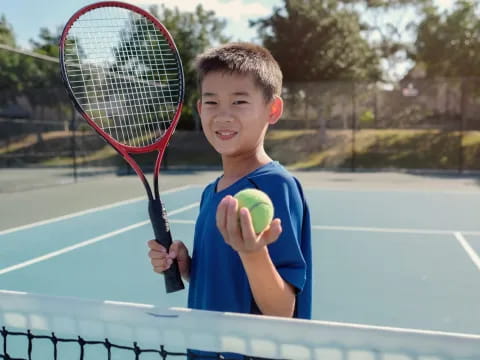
[0,131,72,155]
[2,129,480,170]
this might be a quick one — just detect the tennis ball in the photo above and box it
[234,189,274,234]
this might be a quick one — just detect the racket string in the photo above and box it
[131,16,165,146]
[64,5,182,148]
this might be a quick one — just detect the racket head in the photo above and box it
[59,1,184,154]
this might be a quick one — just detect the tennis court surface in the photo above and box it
[1,170,480,359]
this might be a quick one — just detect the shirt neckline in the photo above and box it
[213,161,278,196]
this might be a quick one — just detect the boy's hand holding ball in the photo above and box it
[234,189,274,234]
[216,189,282,254]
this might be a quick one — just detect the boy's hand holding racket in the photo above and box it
[147,240,191,281]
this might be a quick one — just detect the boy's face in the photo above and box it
[197,71,282,158]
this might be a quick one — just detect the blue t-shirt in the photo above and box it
[188,161,312,319]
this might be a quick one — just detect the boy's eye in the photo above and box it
[204,101,217,105]
[233,100,248,105]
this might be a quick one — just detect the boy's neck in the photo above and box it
[218,148,272,191]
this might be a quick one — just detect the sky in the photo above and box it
[1,0,276,48]
[0,0,457,79]
[1,0,457,48]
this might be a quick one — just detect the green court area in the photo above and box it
[1,171,480,359]
[1,171,479,336]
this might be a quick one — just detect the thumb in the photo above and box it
[261,218,282,245]
[169,241,187,259]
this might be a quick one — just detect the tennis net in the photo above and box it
[1,289,479,360]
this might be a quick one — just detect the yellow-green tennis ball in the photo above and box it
[234,189,274,234]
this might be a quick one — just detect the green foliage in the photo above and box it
[30,27,60,58]
[359,109,375,126]
[0,21,61,104]
[414,0,480,77]
[0,15,20,98]
[251,0,381,82]
[341,0,429,6]
[0,15,15,46]
[26,27,63,105]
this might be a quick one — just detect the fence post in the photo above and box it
[351,81,357,172]
[459,77,466,174]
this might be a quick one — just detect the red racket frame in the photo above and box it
[59,1,185,293]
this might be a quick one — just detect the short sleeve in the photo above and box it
[249,176,307,293]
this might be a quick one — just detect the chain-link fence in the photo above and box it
[0,87,124,191]
[1,78,479,190]
[279,78,480,171]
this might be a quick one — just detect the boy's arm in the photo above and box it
[239,247,296,317]
[217,196,295,317]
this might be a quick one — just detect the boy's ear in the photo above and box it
[196,99,202,114]
[268,96,283,125]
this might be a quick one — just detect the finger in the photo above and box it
[239,207,257,248]
[226,197,241,240]
[148,249,169,260]
[151,256,172,271]
[177,241,190,260]
[169,241,185,260]
[150,257,170,267]
[216,196,229,235]
[147,239,167,252]
[153,260,172,273]
[239,208,261,252]
[261,218,282,245]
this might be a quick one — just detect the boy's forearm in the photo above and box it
[239,247,295,318]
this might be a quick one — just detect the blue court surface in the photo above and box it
[1,173,479,336]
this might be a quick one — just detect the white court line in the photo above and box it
[168,221,480,237]
[301,186,480,195]
[170,219,196,225]
[0,202,200,276]
[454,232,480,272]
[313,225,480,236]
[0,185,197,236]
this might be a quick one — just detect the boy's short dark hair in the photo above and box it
[195,42,283,102]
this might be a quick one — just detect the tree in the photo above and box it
[251,0,381,82]
[0,22,62,102]
[414,0,480,77]
[0,15,21,98]
[149,4,229,129]
[27,27,63,97]
[0,14,15,46]
[353,0,431,83]
[251,0,381,143]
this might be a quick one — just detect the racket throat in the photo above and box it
[148,198,185,293]
[148,198,171,236]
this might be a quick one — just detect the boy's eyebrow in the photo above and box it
[202,91,251,97]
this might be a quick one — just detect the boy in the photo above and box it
[148,42,311,323]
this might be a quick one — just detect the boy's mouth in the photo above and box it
[215,130,237,140]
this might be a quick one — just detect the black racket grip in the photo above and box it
[148,198,185,293]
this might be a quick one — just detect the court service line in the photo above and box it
[0,185,197,236]
[312,225,480,236]
[170,219,196,225]
[454,232,480,272]
[0,202,200,276]
[168,222,480,237]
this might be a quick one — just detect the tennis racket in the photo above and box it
[59,1,185,293]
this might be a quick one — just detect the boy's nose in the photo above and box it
[213,111,234,123]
